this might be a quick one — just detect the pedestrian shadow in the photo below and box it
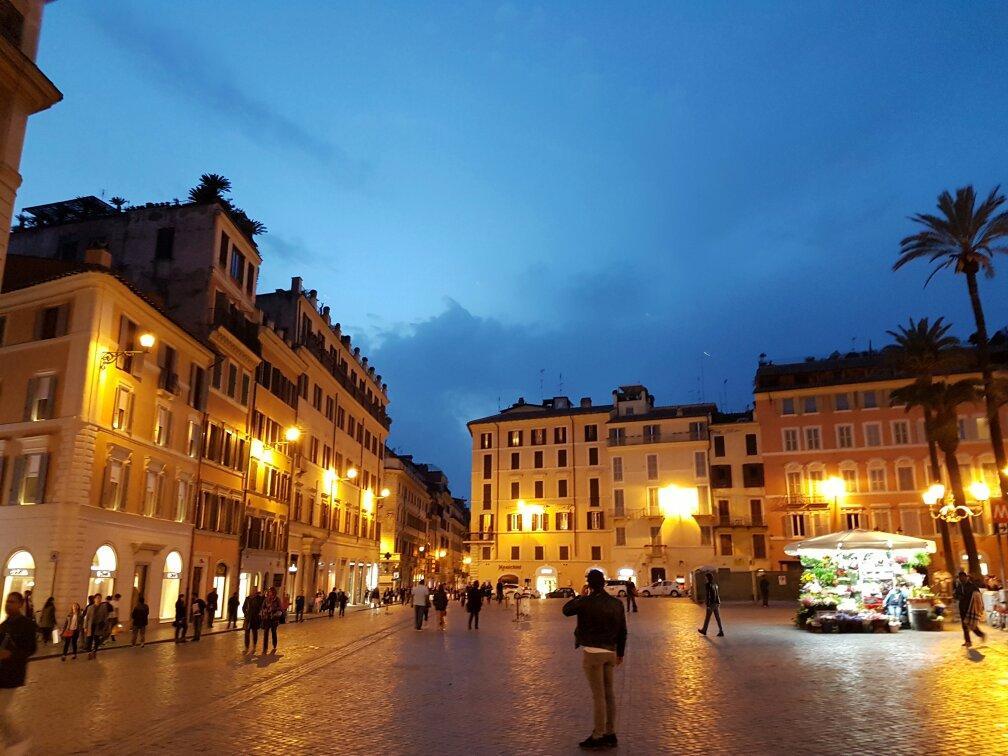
[256,653,283,668]
[967,648,985,662]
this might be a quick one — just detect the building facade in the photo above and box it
[0,0,60,280]
[467,387,719,594]
[755,350,1008,577]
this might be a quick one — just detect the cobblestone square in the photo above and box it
[8,598,1008,755]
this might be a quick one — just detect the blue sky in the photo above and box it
[18,1,1008,497]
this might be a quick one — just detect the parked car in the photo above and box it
[501,583,521,600]
[545,587,576,598]
[603,579,633,597]
[640,579,690,598]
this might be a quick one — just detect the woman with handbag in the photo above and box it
[259,587,282,655]
[37,597,56,645]
[60,602,81,661]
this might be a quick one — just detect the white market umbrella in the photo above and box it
[784,529,936,559]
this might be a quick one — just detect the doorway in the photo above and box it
[213,564,227,619]
[650,567,666,583]
[132,564,148,611]
[191,565,204,601]
[2,551,36,621]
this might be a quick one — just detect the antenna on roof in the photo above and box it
[538,368,545,399]
[558,372,564,395]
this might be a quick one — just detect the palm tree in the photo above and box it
[895,185,1008,505]
[188,173,232,204]
[891,379,982,576]
[886,317,958,573]
[109,196,128,212]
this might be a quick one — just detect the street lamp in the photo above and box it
[922,482,982,523]
[819,477,845,532]
[100,331,156,368]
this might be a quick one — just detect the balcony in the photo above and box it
[465,531,494,544]
[606,430,704,447]
[211,304,261,355]
[646,544,666,559]
[771,494,830,512]
[713,516,768,529]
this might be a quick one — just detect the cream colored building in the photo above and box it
[0,255,212,620]
[468,386,717,594]
[0,0,60,281]
[382,451,434,589]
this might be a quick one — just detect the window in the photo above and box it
[559,545,570,560]
[510,452,520,470]
[479,514,494,534]
[534,545,544,560]
[510,546,520,560]
[789,513,807,537]
[507,430,523,447]
[102,458,128,510]
[588,447,599,465]
[25,374,56,421]
[482,483,492,510]
[807,469,823,496]
[871,508,891,532]
[312,384,323,410]
[864,423,882,447]
[753,534,767,559]
[10,452,49,505]
[230,249,245,285]
[862,390,878,409]
[786,470,802,495]
[892,421,910,445]
[555,511,572,530]
[836,425,854,449]
[510,481,520,499]
[116,315,141,374]
[590,546,602,561]
[742,463,764,487]
[845,512,861,529]
[643,424,660,442]
[482,546,491,560]
[534,450,543,469]
[719,534,733,555]
[834,393,850,411]
[699,526,712,545]
[531,428,546,445]
[646,487,659,515]
[186,421,201,458]
[868,466,887,492]
[589,478,600,506]
[153,406,172,447]
[841,468,858,493]
[218,231,230,266]
[534,480,544,498]
[781,398,795,415]
[584,424,598,442]
[112,386,134,431]
[710,465,732,488]
[482,454,492,480]
[36,304,68,340]
[143,469,163,517]
[174,479,191,522]
[557,449,568,468]
[480,432,492,449]
[783,429,799,452]
[614,489,625,516]
[957,417,969,441]
[189,365,206,410]
[554,426,567,444]
[615,527,626,546]
[804,427,821,450]
[745,433,758,456]
[646,454,658,480]
[803,396,818,414]
[557,479,568,497]
[612,457,623,482]
[694,451,707,478]
[587,511,604,530]
[897,464,915,491]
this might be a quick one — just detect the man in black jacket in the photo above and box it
[242,588,264,654]
[0,591,37,752]
[698,571,724,637]
[562,570,626,750]
[465,581,483,630]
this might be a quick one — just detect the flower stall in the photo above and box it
[785,529,942,634]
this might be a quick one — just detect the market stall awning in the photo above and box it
[784,529,936,558]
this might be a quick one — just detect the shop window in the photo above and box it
[88,545,118,601]
[160,551,183,620]
[2,551,36,621]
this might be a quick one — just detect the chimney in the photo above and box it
[291,276,302,294]
[84,243,112,269]
[321,305,330,324]
[580,397,592,408]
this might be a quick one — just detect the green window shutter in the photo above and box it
[36,453,50,503]
[41,375,57,420]
[55,304,70,336]
[23,377,38,421]
[8,456,25,505]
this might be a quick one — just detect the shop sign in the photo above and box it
[992,499,1008,525]
[164,572,180,580]
[499,564,522,570]
[539,568,554,575]
[91,569,114,579]
[6,568,31,577]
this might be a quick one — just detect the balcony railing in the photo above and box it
[770,494,831,511]
[606,430,704,447]
[465,531,494,543]
[713,516,767,528]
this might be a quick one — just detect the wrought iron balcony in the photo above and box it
[606,430,704,447]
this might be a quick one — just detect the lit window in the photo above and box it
[112,386,133,431]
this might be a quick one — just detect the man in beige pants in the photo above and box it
[563,569,627,750]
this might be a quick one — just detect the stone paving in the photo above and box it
[9,599,1008,755]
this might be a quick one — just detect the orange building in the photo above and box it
[755,350,1008,577]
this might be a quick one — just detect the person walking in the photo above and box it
[83,594,109,659]
[206,587,218,628]
[295,594,305,622]
[327,588,338,619]
[337,590,348,618]
[36,597,56,646]
[107,594,121,643]
[60,602,82,661]
[954,571,987,648]
[496,580,504,605]
[562,569,627,750]
[0,592,37,754]
[226,592,240,629]
[411,581,430,631]
[625,581,638,614]
[466,580,483,630]
[433,583,449,630]
[758,575,771,607]
[260,587,282,654]
[22,590,34,625]
[130,596,150,647]
[242,587,264,654]
[173,595,188,643]
[190,594,206,641]
[697,572,724,637]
